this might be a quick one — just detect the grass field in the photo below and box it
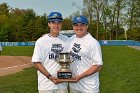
[1,46,34,56]
[100,46,140,93]
[0,46,140,93]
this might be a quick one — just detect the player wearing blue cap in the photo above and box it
[32,12,68,93]
[69,15,103,93]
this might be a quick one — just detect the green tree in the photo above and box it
[82,0,107,40]
[62,18,72,30]
[0,3,10,15]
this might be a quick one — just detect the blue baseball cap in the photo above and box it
[73,16,88,24]
[48,12,63,22]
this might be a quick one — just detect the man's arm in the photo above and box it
[34,62,62,84]
[71,65,101,82]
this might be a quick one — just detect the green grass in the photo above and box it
[100,46,140,93]
[0,46,140,93]
[0,67,38,93]
[1,46,34,56]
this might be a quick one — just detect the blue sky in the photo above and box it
[0,0,83,18]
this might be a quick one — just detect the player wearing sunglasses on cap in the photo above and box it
[32,12,69,93]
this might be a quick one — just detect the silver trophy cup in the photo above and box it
[57,52,73,79]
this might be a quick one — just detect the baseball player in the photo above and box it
[69,15,103,93]
[32,12,69,93]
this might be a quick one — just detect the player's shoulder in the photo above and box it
[35,34,48,44]
[86,33,100,45]
[68,34,76,41]
[59,34,69,41]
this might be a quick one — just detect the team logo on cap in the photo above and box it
[51,13,58,18]
[77,17,82,21]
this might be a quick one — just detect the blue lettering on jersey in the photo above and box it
[72,43,81,53]
[49,44,64,61]
[70,43,81,61]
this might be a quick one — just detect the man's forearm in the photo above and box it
[34,62,51,78]
[78,65,101,79]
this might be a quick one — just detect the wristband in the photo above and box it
[47,74,52,79]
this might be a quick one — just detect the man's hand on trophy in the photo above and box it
[49,77,58,84]
[69,76,81,83]
[49,76,64,84]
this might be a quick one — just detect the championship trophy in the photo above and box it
[57,52,74,81]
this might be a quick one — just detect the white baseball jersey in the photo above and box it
[69,33,103,93]
[32,34,69,90]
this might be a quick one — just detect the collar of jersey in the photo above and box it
[48,34,59,38]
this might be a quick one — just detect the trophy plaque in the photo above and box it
[57,52,74,81]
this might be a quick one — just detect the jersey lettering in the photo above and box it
[70,43,81,61]
[49,44,64,61]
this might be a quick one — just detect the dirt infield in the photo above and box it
[0,56,33,76]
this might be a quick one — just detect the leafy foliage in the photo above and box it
[0,1,140,41]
